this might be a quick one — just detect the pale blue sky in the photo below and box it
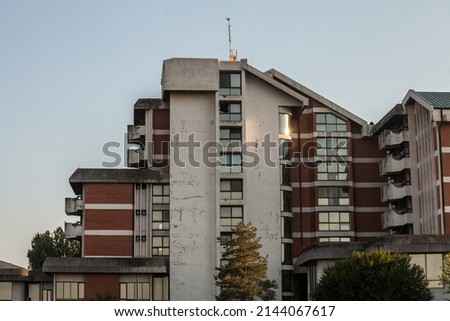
[1,0,450,267]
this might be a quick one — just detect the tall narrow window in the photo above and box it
[220,72,241,96]
[152,236,169,256]
[220,102,241,122]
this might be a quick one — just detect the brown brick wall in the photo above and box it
[352,163,385,182]
[442,154,450,177]
[445,213,450,234]
[84,210,133,230]
[85,274,120,299]
[353,212,382,232]
[153,135,170,154]
[84,235,133,256]
[84,184,133,204]
[352,138,384,158]
[153,109,169,130]
[353,188,382,207]
[439,123,450,147]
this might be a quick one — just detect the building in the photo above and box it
[43,58,450,300]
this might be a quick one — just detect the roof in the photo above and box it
[415,91,450,109]
[133,98,162,109]
[0,260,28,279]
[370,103,405,135]
[69,168,169,194]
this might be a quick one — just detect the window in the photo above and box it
[152,236,169,256]
[280,164,290,185]
[280,190,292,212]
[220,179,243,199]
[316,113,347,132]
[220,102,241,122]
[317,162,348,180]
[282,217,292,238]
[152,185,169,204]
[282,243,292,265]
[220,153,242,173]
[319,237,350,243]
[55,282,85,300]
[120,282,150,301]
[220,72,241,96]
[220,128,242,147]
[153,276,169,301]
[410,254,443,288]
[316,138,348,156]
[282,270,293,292]
[318,187,349,206]
[319,212,350,231]
[152,210,170,230]
[279,139,292,159]
[279,113,291,136]
[220,206,243,227]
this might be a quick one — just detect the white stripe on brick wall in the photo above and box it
[153,129,170,135]
[84,204,133,210]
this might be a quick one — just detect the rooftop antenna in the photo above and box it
[226,17,237,62]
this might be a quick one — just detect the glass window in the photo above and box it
[153,276,169,301]
[55,282,85,300]
[220,179,243,199]
[280,190,292,212]
[317,162,349,180]
[152,185,169,204]
[280,164,291,186]
[319,237,351,243]
[220,206,243,227]
[279,113,291,136]
[119,282,151,301]
[220,128,242,147]
[219,102,241,122]
[152,210,170,230]
[316,113,347,132]
[317,138,348,156]
[220,153,242,173]
[279,139,292,159]
[318,212,350,231]
[152,236,169,256]
[220,72,241,96]
[318,187,350,206]
[282,217,292,238]
[282,243,292,265]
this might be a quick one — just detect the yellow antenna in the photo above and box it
[226,17,237,62]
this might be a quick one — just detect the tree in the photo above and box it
[27,226,80,270]
[439,253,450,294]
[215,222,277,300]
[310,251,433,301]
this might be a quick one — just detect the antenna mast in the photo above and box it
[226,18,237,62]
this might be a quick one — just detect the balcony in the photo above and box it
[65,197,83,215]
[382,209,414,229]
[65,222,82,239]
[381,183,411,203]
[127,124,146,144]
[127,148,145,168]
[380,156,410,176]
[379,129,409,149]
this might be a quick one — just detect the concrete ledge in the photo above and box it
[43,257,169,274]
[296,235,450,267]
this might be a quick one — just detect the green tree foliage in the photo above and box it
[439,253,450,293]
[27,227,80,270]
[215,222,277,300]
[310,251,433,301]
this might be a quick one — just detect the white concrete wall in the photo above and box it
[169,92,217,300]
[244,73,303,299]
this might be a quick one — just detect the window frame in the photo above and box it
[220,206,243,227]
[152,210,170,230]
[316,113,347,132]
[152,236,170,256]
[152,184,170,204]
[220,127,242,147]
[316,137,348,157]
[219,72,241,96]
[318,187,350,206]
[220,153,242,173]
[318,212,350,231]
[219,101,242,122]
[220,179,243,200]
[317,162,349,181]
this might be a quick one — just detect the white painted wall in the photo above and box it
[169,92,217,300]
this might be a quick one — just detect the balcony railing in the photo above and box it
[379,129,409,149]
[65,222,82,239]
[65,197,83,215]
[380,156,410,176]
[382,209,414,229]
[381,183,411,203]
